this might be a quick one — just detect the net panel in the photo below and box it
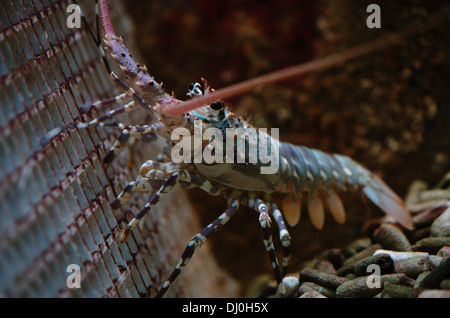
[0,0,239,297]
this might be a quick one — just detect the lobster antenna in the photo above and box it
[161,7,450,116]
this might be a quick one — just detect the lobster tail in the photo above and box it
[362,173,413,230]
[278,144,413,230]
[332,154,413,230]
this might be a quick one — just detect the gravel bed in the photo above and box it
[250,175,450,298]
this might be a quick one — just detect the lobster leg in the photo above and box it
[112,161,179,208]
[155,197,240,297]
[102,125,163,166]
[79,92,132,115]
[269,203,291,277]
[253,199,283,288]
[119,170,222,243]
[84,99,138,125]
[43,118,166,150]
[111,177,162,209]
[47,121,166,166]
[119,171,186,243]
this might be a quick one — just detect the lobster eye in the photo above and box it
[210,101,224,110]
[187,82,204,97]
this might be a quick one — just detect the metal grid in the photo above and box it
[0,0,239,297]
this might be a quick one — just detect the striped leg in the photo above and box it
[119,172,185,243]
[47,122,166,166]
[111,161,178,208]
[72,119,167,133]
[102,124,163,166]
[155,197,240,298]
[111,176,166,209]
[43,119,166,149]
[270,203,291,277]
[79,92,131,114]
[83,99,137,125]
[119,170,222,243]
[44,122,166,169]
[253,199,283,287]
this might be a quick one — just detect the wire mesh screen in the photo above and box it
[0,0,239,297]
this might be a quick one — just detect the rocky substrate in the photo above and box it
[249,176,450,298]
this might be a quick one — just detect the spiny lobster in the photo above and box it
[50,0,446,297]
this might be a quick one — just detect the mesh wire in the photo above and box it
[0,0,239,297]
